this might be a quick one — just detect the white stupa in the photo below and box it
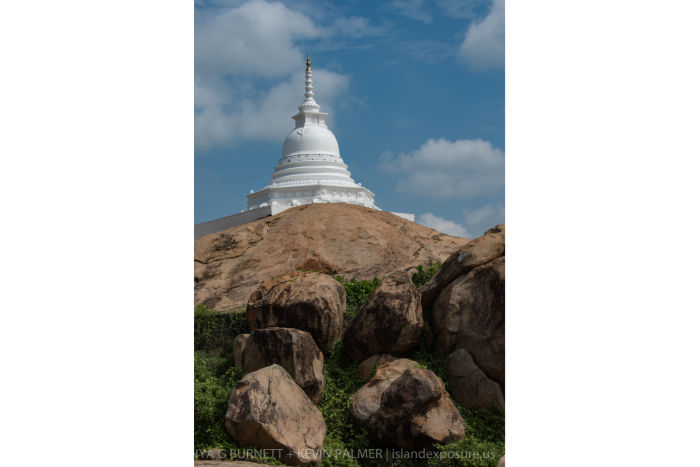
[246,56,379,213]
[194,57,413,238]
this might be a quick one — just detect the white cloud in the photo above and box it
[417,202,504,239]
[463,202,504,236]
[380,138,504,199]
[458,0,504,71]
[195,69,348,151]
[194,0,352,151]
[388,0,432,24]
[418,213,470,237]
[195,0,318,77]
[240,69,349,140]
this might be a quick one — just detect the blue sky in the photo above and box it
[195,0,504,237]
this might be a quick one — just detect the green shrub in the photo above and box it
[411,262,442,288]
[333,276,379,316]
[194,305,249,353]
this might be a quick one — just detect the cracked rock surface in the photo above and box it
[246,271,345,354]
[242,327,325,403]
[350,359,464,450]
[225,364,326,465]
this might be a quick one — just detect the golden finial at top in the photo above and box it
[306,55,311,71]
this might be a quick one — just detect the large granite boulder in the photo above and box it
[344,271,423,361]
[246,271,345,354]
[242,327,325,403]
[447,348,504,408]
[432,256,505,387]
[224,364,326,465]
[351,359,464,450]
[195,203,468,312]
[420,224,504,309]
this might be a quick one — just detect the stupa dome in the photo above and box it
[282,125,340,157]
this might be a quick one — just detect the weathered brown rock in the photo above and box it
[298,257,338,274]
[195,203,468,312]
[497,456,505,467]
[232,333,250,368]
[351,359,464,450]
[344,271,423,361]
[224,364,326,465]
[358,354,397,381]
[447,348,504,408]
[420,224,504,309]
[246,271,345,354]
[433,256,505,387]
[351,359,418,424]
[242,327,325,403]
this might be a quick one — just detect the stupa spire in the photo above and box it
[300,55,320,112]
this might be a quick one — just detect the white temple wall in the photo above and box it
[194,206,272,238]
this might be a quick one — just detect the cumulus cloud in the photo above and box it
[195,69,348,151]
[194,0,355,151]
[195,0,318,77]
[379,138,504,199]
[418,202,504,238]
[463,202,504,236]
[417,213,470,237]
[458,0,504,71]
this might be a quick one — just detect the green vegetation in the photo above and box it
[194,350,244,450]
[430,406,505,467]
[318,339,368,467]
[193,261,504,466]
[333,276,379,317]
[411,262,442,288]
[194,304,249,353]
[410,321,449,390]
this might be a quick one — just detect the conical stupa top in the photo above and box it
[300,55,320,112]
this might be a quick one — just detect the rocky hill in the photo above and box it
[195,203,469,311]
[194,217,506,465]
